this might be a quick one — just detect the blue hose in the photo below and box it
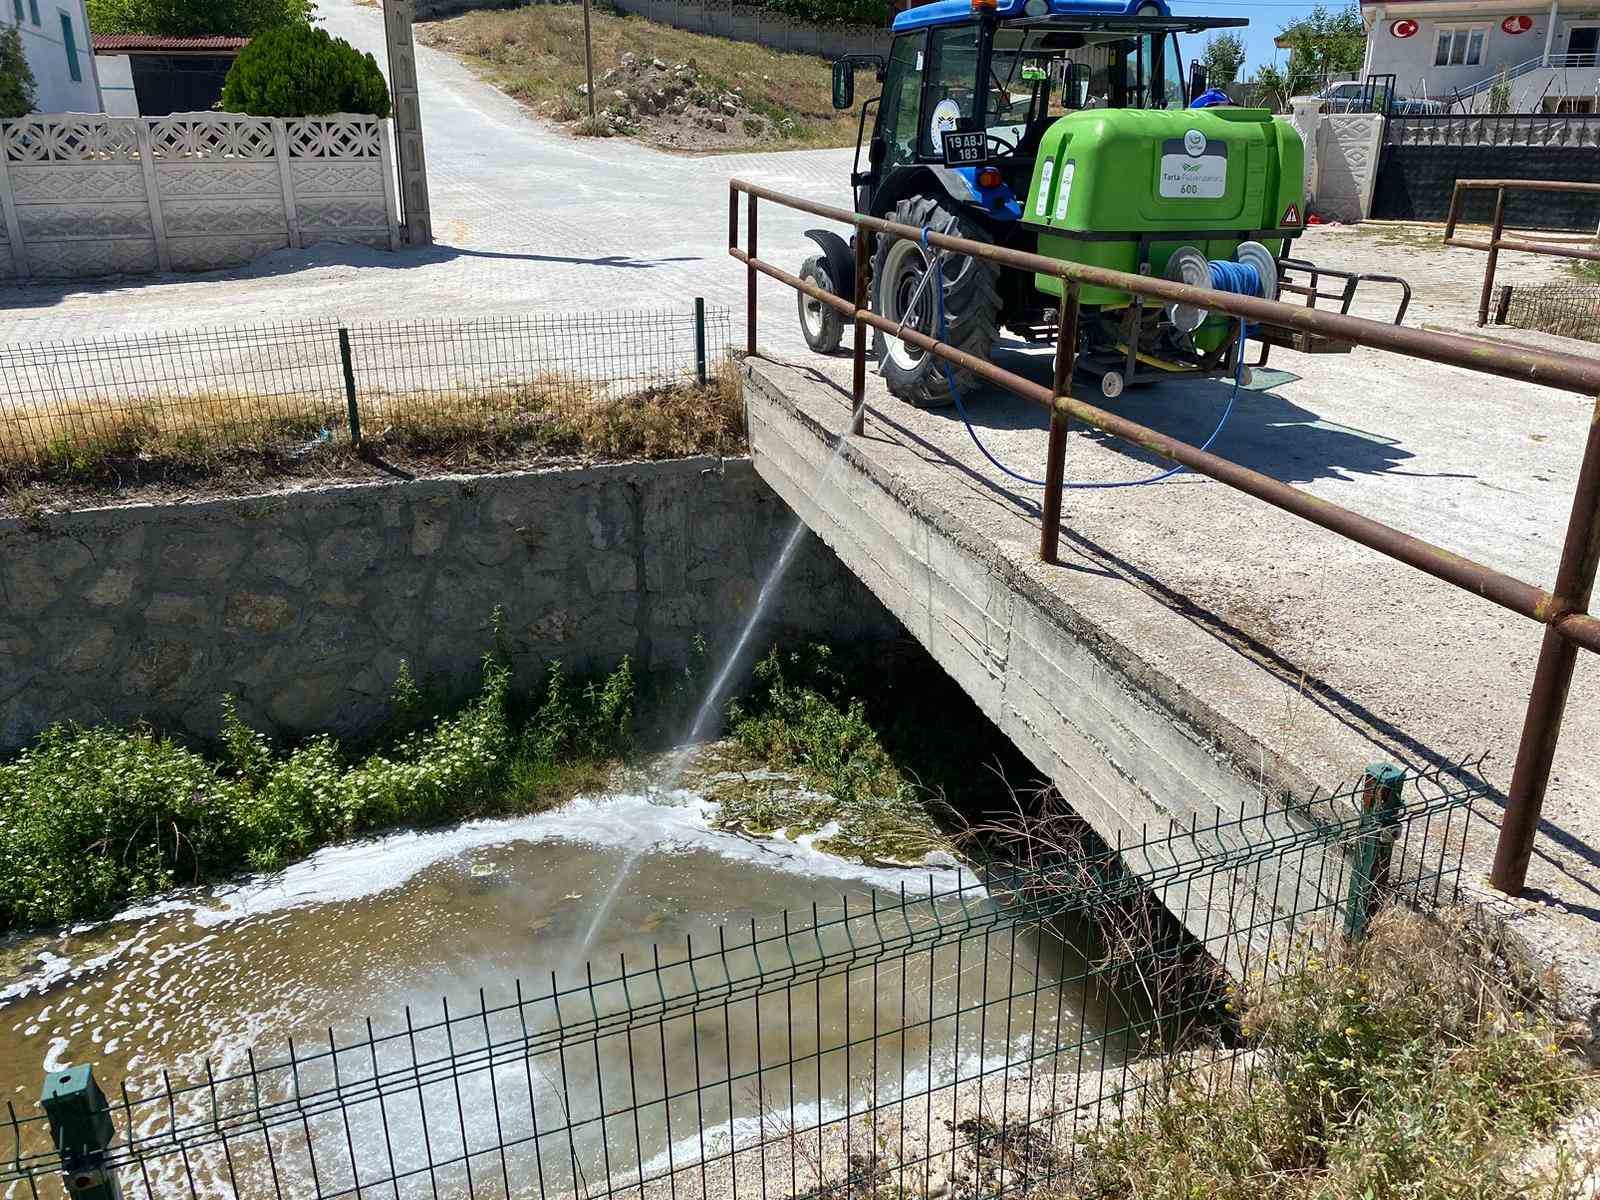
[916,226,1258,490]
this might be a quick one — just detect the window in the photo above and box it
[1570,26,1599,66]
[1159,33,1185,108]
[1433,25,1485,67]
[60,11,80,81]
[876,34,924,172]
[10,0,20,22]
[29,0,38,23]
[919,24,982,157]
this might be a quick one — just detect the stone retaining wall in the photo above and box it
[0,458,898,752]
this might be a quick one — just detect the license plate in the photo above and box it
[941,130,988,167]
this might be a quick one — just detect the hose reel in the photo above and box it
[1162,241,1279,332]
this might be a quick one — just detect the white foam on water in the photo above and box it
[3,789,974,1004]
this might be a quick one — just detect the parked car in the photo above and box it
[1308,80,1445,115]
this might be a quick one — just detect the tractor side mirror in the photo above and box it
[1187,62,1207,105]
[832,60,855,110]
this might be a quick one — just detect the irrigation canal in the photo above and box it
[1,776,1127,1200]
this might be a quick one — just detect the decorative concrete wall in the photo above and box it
[1313,112,1384,223]
[1289,110,1383,223]
[0,112,399,279]
[0,459,899,753]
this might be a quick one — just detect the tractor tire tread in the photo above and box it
[872,194,1003,408]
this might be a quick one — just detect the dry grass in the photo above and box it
[1064,908,1598,1200]
[0,361,745,503]
[1567,257,1600,284]
[416,5,870,151]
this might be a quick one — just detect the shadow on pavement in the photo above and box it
[912,338,1477,488]
[0,240,704,312]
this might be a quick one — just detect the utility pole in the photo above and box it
[583,0,597,119]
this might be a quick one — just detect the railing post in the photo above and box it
[1039,284,1080,564]
[1477,185,1507,326]
[746,191,758,358]
[851,228,869,436]
[694,296,708,386]
[1493,393,1600,894]
[338,327,361,448]
[1442,179,1465,243]
[41,1065,121,1200]
[1344,763,1405,940]
[1493,283,1514,326]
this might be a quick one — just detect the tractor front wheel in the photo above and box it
[871,195,1003,408]
[797,255,844,355]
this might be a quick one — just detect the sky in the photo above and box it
[1169,0,1344,76]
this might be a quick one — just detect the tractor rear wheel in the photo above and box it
[872,195,1003,408]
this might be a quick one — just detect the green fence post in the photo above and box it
[1344,763,1406,941]
[41,1065,121,1200]
[694,297,708,387]
[338,327,361,448]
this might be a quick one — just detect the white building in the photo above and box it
[3,0,102,113]
[1361,0,1600,110]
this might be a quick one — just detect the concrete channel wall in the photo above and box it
[0,458,898,753]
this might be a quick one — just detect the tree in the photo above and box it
[85,0,315,38]
[1275,3,1366,82]
[1249,62,1291,111]
[0,25,37,119]
[1199,32,1246,89]
[220,23,390,118]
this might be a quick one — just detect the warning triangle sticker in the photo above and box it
[1281,203,1302,227]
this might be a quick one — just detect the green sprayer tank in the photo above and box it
[1024,107,1305,309]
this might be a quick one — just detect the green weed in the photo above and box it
[1566,258,1600,284]
[0,654,635,933]
[716,645,947,863]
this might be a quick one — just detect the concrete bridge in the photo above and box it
[741,342,1600,1027]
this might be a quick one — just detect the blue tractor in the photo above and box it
[795,0,1384,407]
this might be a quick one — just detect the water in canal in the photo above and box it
[1,779,1128,1200]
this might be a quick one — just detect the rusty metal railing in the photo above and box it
[728,177,1600,898]
[1442,178,1600,325]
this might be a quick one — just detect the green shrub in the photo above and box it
[0,653,636,933]
[221,24,390,118]
[86,0,313,37]
[758,0,890,26]
[0,26,36,119]
[0,723,234,930]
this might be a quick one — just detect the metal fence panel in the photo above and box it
[0,761,1481,1200]
[0,305,732,474]
[1497,282,1600,344]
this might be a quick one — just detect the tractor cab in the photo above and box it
[834,0,1238,224]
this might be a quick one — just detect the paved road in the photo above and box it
[0,0,851,355]
[0,2,1573,355]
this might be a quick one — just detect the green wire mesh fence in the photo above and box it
[1,757,1482,1200]
[0,305,732,473]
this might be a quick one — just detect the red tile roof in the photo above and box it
[91,34,250,53]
